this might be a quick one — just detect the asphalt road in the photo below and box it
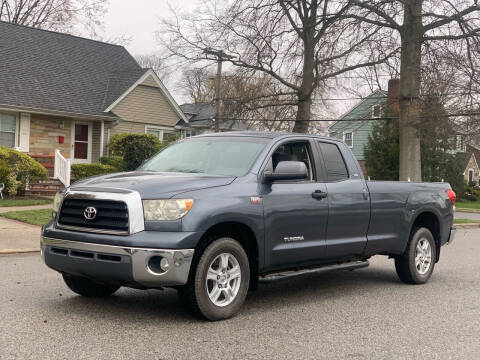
[1,230,479,360]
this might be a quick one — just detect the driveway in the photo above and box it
[0,216,40,252]
[0,229,479,359]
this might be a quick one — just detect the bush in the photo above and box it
[461,181,480,201]
[108,133,164,171]
[100,156,123,171]
[71,163,117,181]
[0,146,48,195]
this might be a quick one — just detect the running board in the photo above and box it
[259,260,369,282]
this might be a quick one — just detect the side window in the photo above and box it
[271,141,314,181]
[318,142,349,182]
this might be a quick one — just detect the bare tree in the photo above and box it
[181,67,296,131]
[349,0,480,181]
[0,0,106,35]
[136,54,170,82]
[159,0,397,133]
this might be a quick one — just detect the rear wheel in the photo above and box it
[62,274,120,297]
[178,237,250,321]
[395,227,436,284]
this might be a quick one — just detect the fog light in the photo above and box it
[160,257,170,272]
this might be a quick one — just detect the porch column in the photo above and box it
[100,120,104,158]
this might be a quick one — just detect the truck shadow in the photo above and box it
[52,265,403,322]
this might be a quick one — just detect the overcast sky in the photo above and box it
[102,0,195,56]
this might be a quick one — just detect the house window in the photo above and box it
[372,104,382,118]
[0,113,17,148]
[469,169,474,183]
[145,126,164,141]
[343,132,353,148]
[456,135,466,152]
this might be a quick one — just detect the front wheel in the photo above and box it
[178,237,250,321]
[395,227,436,284]
[62,274,120,297]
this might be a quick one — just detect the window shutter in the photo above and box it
[18,113,30,152]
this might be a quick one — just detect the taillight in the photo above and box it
[447,189,456,205]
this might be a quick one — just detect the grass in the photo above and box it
[0,198,52,207]
[453,218,480,224]
[0,209,52,226]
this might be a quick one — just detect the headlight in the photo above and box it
[143,199,194,221]
[52,192,65,219]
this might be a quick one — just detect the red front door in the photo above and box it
[74,124,89,160]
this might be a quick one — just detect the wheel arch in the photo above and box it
[194,221,260,290]
[410,210,441,262]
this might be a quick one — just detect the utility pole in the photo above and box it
[204,48,235,132]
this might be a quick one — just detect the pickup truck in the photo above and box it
[41,132,456,320]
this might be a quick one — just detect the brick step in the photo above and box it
[28,185,64,191]
[23,189,58,197]
[32,179,63,185]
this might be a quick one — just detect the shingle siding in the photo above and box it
[329,90,387,161]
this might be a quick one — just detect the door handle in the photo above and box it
[312,190,328,199]
[362,188,369,200]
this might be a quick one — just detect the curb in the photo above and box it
[0,248,40,254]
[454,223,480,229]
[456,208,480,213]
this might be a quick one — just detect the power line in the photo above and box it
[220,111,480,123]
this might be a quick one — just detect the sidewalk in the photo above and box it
[0,204,49,253]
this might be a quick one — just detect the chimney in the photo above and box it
[387,78,400,113]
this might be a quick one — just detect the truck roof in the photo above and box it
[193,131,337,142]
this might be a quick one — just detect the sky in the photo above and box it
[102,0,196,56]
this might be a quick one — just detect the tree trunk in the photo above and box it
[398,0,423,181]
[293,11,316,134]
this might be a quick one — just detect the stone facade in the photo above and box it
[29,114,72,158]
[463,153,480,184]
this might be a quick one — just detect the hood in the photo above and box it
[69,171,235,198]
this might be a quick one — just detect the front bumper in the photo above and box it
[41,237,194,287]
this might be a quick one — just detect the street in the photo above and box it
[1,230,479,360]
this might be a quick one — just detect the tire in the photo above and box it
[178,237,250,321]
[395,227,436,284]
[62,274,120,297]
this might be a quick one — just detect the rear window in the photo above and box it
[318,142,349,181]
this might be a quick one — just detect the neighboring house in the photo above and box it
[0,21,187,187]
[464,144,480,184]
[179,102,247,135]
[328,89,388,176]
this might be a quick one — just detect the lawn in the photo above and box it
[0,209,52,226]
[0,198,52,207]
[453,218,480,224]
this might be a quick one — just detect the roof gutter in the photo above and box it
[0,104,118,121]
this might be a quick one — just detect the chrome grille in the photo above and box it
[58,198,129,235]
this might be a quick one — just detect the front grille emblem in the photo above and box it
[83,206,97,220]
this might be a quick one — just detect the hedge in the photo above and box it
[0,146,48,195]
[99,156,123,171]
[108,133,165,171]
[71,163,117,181]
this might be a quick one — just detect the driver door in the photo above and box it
[261,139,329,270]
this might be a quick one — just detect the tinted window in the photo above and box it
[318,142,349,181]
[271,141,314,180]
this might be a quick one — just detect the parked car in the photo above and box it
[41,132,456,320]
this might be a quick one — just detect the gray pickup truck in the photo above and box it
[41,132,456,320]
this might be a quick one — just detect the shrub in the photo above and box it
[0,146,48,195]
[108,133,164,171]
[0,159,11,188]
[71,163,117,181]
[100,156,123,171]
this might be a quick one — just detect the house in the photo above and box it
[463,144,480,184]
[328,86,390,176]
[0,21,187,189]
[179,102,247,135]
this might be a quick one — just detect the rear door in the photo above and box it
[315,140,370,259]
[262,138,329,269]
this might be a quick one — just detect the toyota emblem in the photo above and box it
[83,206,97,220]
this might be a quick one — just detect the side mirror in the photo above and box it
[263,161,308,182]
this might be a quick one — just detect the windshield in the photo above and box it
[139,137,269,176]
